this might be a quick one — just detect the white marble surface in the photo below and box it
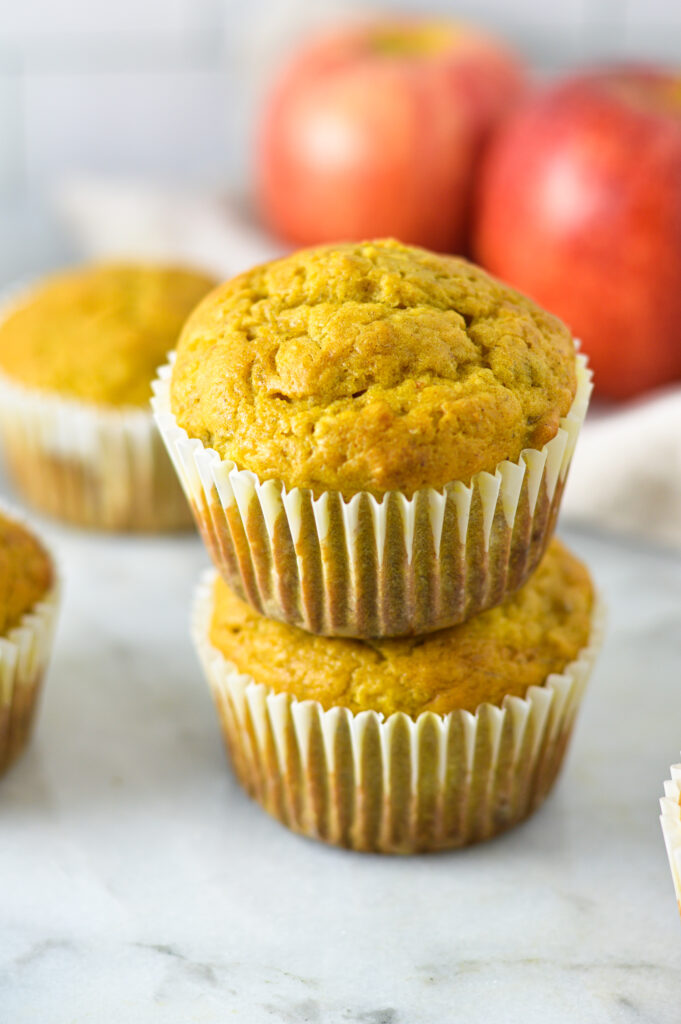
[0,479,680,1024]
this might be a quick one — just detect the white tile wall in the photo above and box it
[0,74,24,195]
[0,0,208,38]
[623,0,681,61]
[24,70,236,191]
[0,0,678,205]
[625,0,681,29]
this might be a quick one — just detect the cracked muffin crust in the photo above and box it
[171,239,577,497]
[208,537,593,718]
[0,263,216,407]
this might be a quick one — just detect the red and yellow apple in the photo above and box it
[474,66,681,400]
[257,19,526,253]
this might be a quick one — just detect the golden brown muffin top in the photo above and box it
[0,513,54,637]
[172,239,576,497]
[0,263,216,407]
[209,538,593,719]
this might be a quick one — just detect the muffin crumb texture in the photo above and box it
[172,239,577,496]
[0,264,216,407]
[0,514,53,636]
[209,538,593,718]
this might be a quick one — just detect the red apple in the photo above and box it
[474,66,681,400]
[257,19,526,253]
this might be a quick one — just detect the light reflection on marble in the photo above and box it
[0,479,680,1024]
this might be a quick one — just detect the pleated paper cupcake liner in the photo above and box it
[0,369,193,531]
[660,762,681,916]
[154,353,591,637]
[192,570,604,854]
[0,502,60,774]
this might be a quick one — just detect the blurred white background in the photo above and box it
[1,0,679,209]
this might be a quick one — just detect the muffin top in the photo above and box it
[209,538,593,719]
[171,239,576,497]
[0,263,216,407]
[0,513,54,637]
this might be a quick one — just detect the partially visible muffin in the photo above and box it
[171,238,577,498]
[0,264,216,407]
[0,263,216,531]
[0,509,59,774]
[0,513,54,637]
[195,537,602,851]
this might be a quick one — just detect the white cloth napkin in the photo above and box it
[563,390,681,548]
[56,177,681,549]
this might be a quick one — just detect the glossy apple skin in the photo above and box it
[257,20,526,253]
[474,67,681,400]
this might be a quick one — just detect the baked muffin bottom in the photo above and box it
[1,429,192,532]
[192,557,603,853]
[155,352,591,635]
[0,670,45,773]
[0,374,192,532]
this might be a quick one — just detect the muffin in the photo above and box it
[660,762,681,915]
[0,505,59,773]
[0,263,216,530]
[192,537,603,853]
[155,239,591,636]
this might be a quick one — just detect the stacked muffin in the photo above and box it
[153,239,603,853]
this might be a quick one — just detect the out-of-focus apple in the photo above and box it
[474,66,681,400]
[257,19,526,253]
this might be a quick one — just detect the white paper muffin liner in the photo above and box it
[154,353,591,637]
[0,285,192,532]
[192,569,604,853]
[0,502,60,773]
[660,762,681,915]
